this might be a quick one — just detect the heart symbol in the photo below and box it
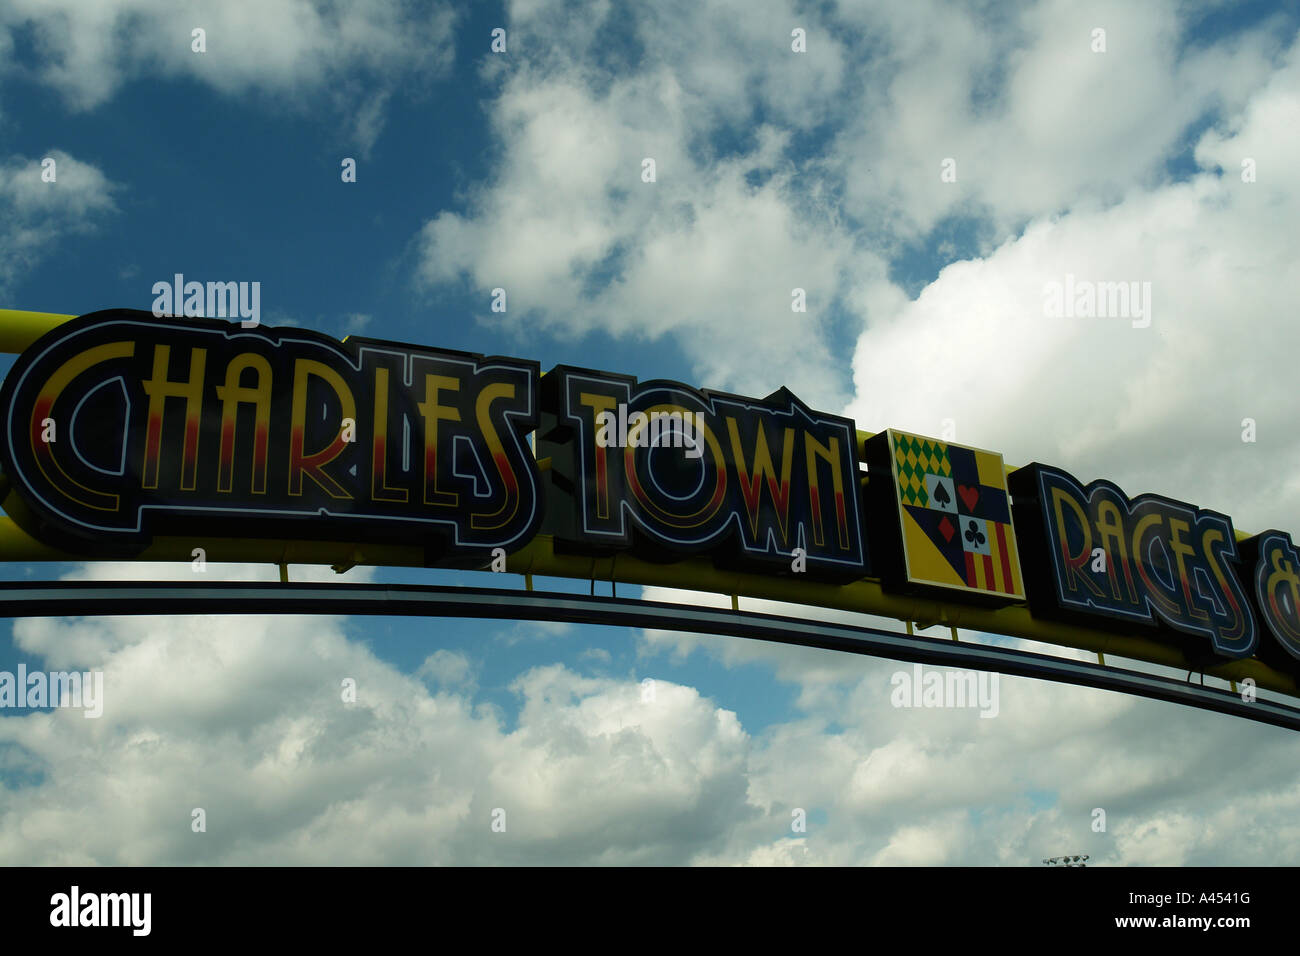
[958,484,980,512]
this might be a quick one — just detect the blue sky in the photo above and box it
[0,0,705,382]
[3,0,1300,865]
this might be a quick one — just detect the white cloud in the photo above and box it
[418,648,474,688]
[416,1,881,409]
[844,30,1300,533]
[5,557,1300,864]
[633,579,1300,865]
[0,150,119,295]
[663,644,1300,865]
[342,312,373,334]
[830,0,1282,240]
[0,562,756,864]
[415,0,1287,413]
[0,0,457,152]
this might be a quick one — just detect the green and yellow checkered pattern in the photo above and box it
[892,432,951,507]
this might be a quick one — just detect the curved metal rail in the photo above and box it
[2,580,1296,731]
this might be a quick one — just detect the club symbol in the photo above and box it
[932,482,951,507]
[964,520,985,548]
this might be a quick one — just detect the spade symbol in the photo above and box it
[932,482,951,507]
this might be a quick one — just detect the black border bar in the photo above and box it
[2,580,1297,730]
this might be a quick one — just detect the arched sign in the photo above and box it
[2,308,1299,704]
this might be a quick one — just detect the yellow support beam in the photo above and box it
[0,513,1294,698]
[0,309,74,354]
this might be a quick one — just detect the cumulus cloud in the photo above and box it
[414,0,1288,411]
[844,26,1300,533]
[0,150,119,296]
[416,0,884,409]
[0,0,456,153]
[830,0,1283,241]
[5,561,1300,864]
[418,84,876,408]
[637,583,1300,865]
[417,648,475,689]
[0,562,757,864]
